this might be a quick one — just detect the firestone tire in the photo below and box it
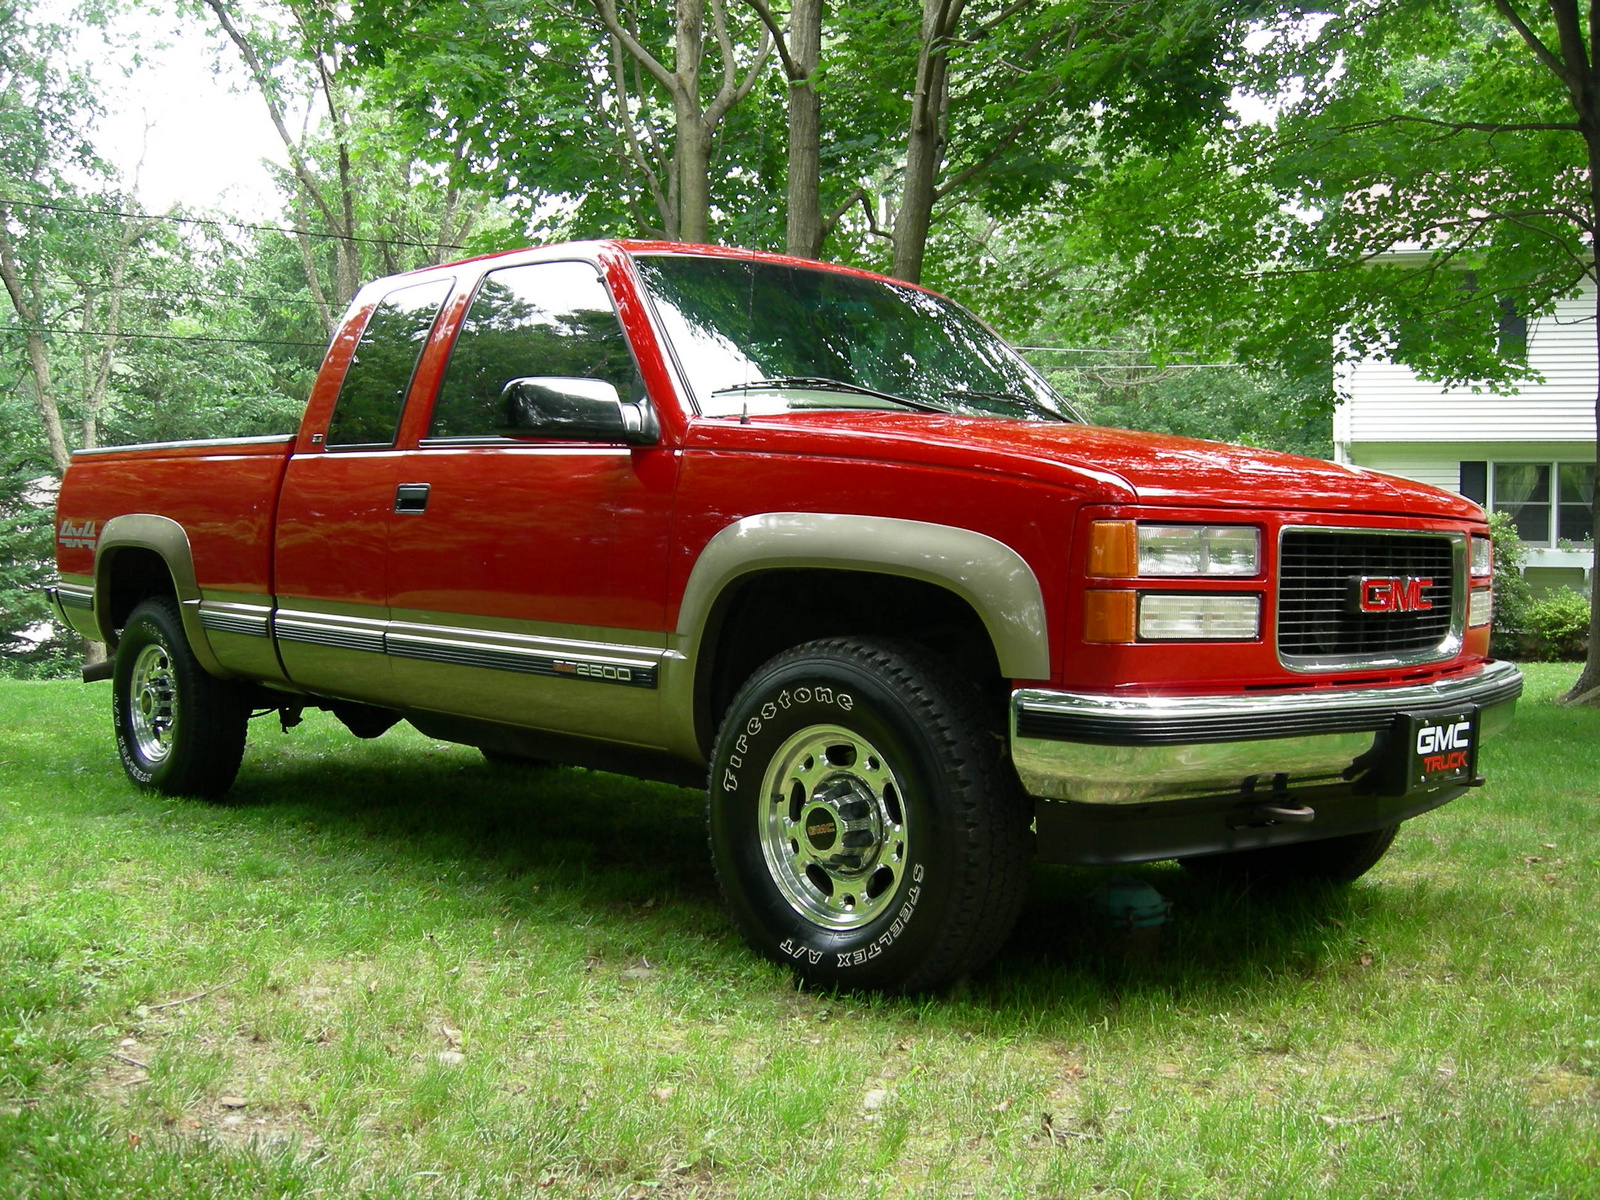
[708,637,1031,993]
[112,596,249,799]
[1180,824,1400,886]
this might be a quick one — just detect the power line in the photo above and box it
[36,277,327,308]
[1034,362,1244,370]
[3,324,326,349]
[1019,347,1240,369]
[1019,346,1238,366]
[1016,346,1151,354]
[0,195,468,254]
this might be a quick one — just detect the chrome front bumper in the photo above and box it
[1011,660,1523,805]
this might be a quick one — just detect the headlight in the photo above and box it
[1471,535,1492,577]
[1089,521,1260,577]
[1138,594,1261,640]
[1083,591,1263,642]
[1469,587,1493,627]
[1140,525,1259,576]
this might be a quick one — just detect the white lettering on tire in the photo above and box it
[719,687,855,795]
[775,863,926,970]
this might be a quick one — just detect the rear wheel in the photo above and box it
[1181,824,1400,886]
[708,638,1031,992]
[112,596,249,799]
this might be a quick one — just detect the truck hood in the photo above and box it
[693,412,1482,520]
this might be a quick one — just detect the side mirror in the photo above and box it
[497,377,658,445]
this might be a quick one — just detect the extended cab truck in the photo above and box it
[50,241,1523,991]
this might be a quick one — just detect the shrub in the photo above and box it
[1487,511,1533,658]
[1519,587,1591,661]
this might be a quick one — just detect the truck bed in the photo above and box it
[54,434,295,601]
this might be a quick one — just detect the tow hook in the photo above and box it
[1229,773,1316,829]
[1230,801,1317,829]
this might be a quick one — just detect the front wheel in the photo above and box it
[112,596,249,799]
[708,638,1031,992]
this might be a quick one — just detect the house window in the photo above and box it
[1558,464,1593,543]
[1463,460,1595,546]
[1497,297,1528,363]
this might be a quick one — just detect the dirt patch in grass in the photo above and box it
[1529,1067,1599,1107]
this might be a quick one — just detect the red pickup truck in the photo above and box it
[50,240,1522,990]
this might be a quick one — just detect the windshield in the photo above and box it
[631,254,1076,421]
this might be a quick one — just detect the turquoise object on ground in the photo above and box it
[1089,874,1172,930]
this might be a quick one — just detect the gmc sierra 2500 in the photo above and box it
[50,241,1522,990]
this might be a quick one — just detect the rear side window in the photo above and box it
[325,278,454,447]
[428,261,640,439]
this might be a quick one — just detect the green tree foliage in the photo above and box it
[334,0,1256,282]
[339,0,786,245]
[198,0,520,322]
[0,377,75,676]
[0,2,342,675]
[1049,6,1581,380]
[1036,354,1334,459]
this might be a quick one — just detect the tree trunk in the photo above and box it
[893,0,960,283]
[17,338,69,475]
[0,212,71,474]
[677,117,713,243]
[1556,0,1600,701]
[673,0,708,243]
[75,216,147,454]
[1563,125,1600,701]
[785,0,823,258]
[596,0,769,247]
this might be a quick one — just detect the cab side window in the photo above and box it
[429,261,641,439]
[325,278,454,447]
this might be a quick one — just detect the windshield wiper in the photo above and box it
[712,376,947,413]
[939,388,1072,423]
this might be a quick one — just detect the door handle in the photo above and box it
[394,483,431,514]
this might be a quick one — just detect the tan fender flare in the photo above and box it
[93,514,227,677]
[664,512,1051,757]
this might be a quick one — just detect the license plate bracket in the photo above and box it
[1396,707,1480,794]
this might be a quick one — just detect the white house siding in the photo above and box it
[1334,285,1597,460]
[1342,447,1461,492]
[1346,442,1588,482]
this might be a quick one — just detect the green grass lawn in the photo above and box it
[1,665,1597,1198]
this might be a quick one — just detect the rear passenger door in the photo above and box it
[384,259,679,746]
[274,277,454,706]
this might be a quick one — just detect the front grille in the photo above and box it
[1277,530,1456,663]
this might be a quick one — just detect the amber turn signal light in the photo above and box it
[1087,520,1137,578]
[1083,590,1137,644]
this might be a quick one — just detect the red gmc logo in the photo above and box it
[1353,576,1434,613]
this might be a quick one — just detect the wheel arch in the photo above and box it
[93,514,226,676]
[671,513,1050,756]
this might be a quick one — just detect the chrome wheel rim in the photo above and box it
[128,642,177,764]
[758,724,911,931]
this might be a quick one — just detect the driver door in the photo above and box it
[384,259,678,746]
